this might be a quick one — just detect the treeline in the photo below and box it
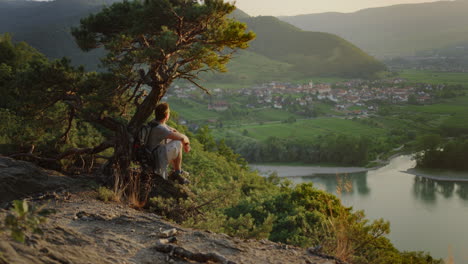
[223,134,380,166]
[415,135,468,171]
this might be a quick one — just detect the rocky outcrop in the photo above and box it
[0,156,76,207]
[0,193,337,264]
[0,158,337,264]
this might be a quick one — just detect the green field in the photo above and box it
[250,108,302,121]
[169,98,304,124]
[399,70,468,86]
[398,95,468,124]
[403,95,468,114]
[214,118,386,142]
[393,95,468,135]
[169,99,221,121]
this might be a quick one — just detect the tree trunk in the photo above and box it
[111,124,134,195]
[109,81,169,201]
[129,82,168,132]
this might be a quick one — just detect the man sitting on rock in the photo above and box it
[147,102,191,184]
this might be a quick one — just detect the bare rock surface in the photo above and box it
[0,156,78,206]
[0,193,336,264]
[0,157,336,264]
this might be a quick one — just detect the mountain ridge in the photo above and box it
[279,0,468,57]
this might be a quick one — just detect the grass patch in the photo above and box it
[396,95,468,134]
[215,118,386,142]
[404,103,468,115]
[252,108,302,122]
[399,69,468,86]
[168,99,221,121]
[97,186,115,202]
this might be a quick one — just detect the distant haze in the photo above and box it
[233,0,447,16]
[29,0,448,16]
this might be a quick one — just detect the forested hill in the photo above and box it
[240,16,386,78]
[279,0,468,58]
[1,0,385,78]
[0,0,120,68]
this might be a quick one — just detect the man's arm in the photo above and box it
[167,131,190,145]
[167,131,191,152]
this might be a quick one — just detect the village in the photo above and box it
[167,77,440,117]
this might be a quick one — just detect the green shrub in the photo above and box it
[2,200,55,243]
[97,186,115,202]
[223,213,275,239]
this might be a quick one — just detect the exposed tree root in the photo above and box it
[154,243,236,264]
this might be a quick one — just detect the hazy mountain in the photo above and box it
[1,0,385,78]
[279,0,468,58]
[230,8,250,20]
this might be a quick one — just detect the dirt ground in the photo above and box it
[0,156,339,264]
[0,191,337,264]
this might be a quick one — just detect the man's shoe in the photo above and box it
[170,170,190,185]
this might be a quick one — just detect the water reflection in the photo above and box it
[301,172,371,196]
[437,181,455,199]
[413,176,468,202]
[355,173,371,195]
[413,177,437,203]
[456,182,468,200]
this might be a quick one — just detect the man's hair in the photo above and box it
[154,102,170,121]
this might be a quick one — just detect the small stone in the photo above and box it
[130,229,135,233]
[158,236,177,244]
[159,228,177,238]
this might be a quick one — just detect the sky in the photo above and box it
[232,0,445,16]
[30,0,448,16]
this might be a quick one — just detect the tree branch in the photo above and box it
[56,141,114,161]
[133,90,147,107]
[186,79,211,95]
[59,106,76,143]
[91,115,122,132]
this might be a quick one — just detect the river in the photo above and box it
[252,156,468,263]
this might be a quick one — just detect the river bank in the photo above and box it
[250,148,410,178]
[250,164,369,177]
[403,168,468,182]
